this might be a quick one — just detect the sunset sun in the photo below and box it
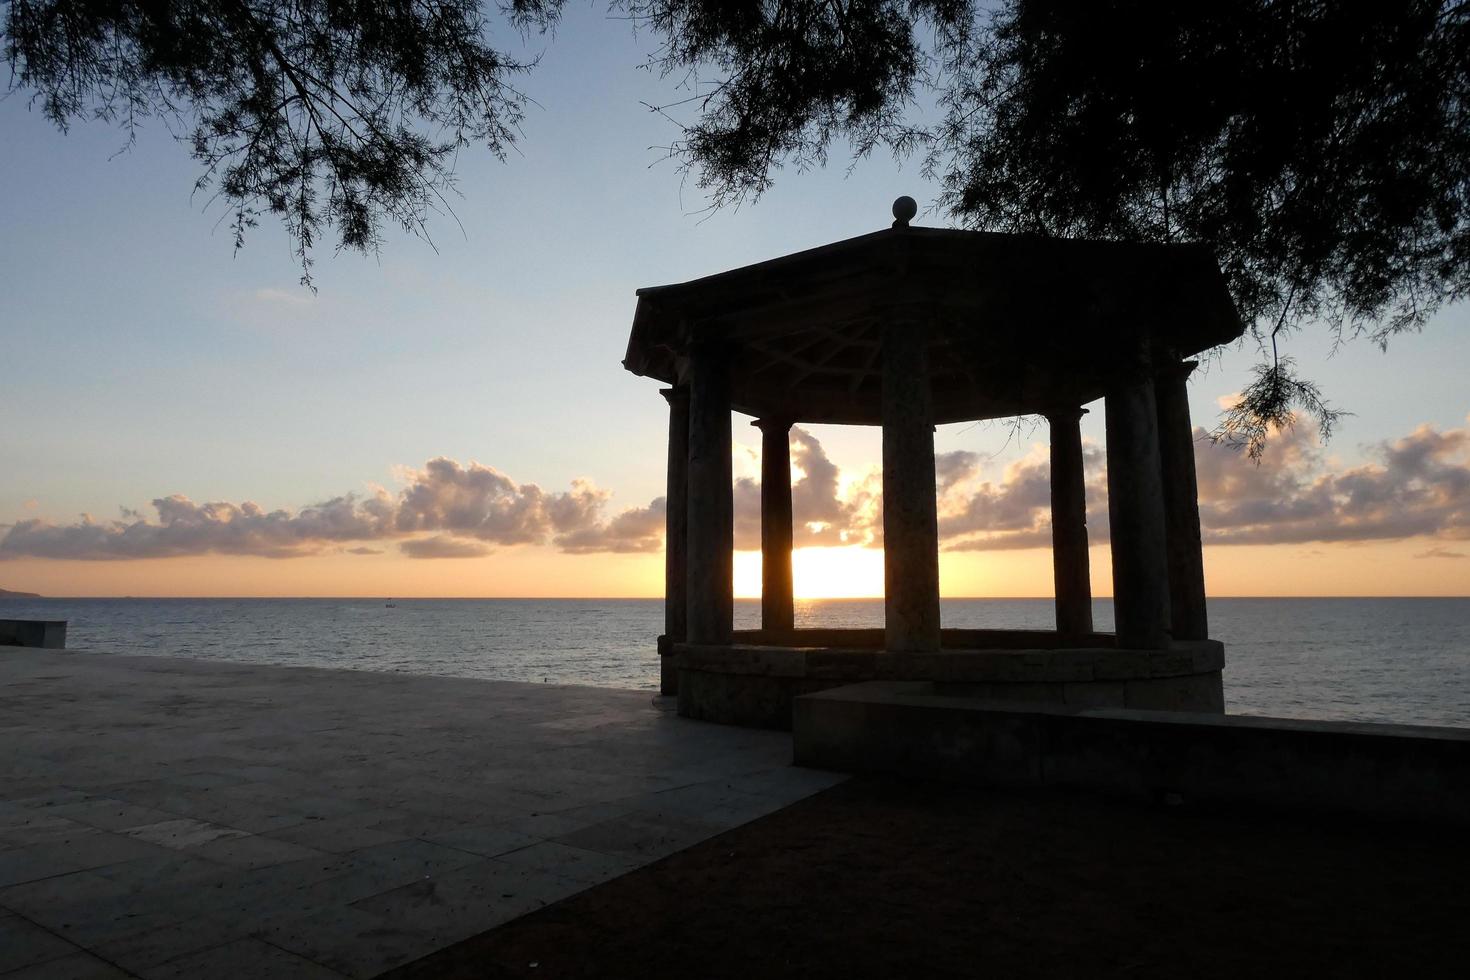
[736,547,888,601]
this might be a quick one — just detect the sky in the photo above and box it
[2,6,1468,598]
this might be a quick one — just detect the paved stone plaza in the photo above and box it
[0,650,843,978]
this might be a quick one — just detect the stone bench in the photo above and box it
[0,619,67,648]
[672,638,1226,729]
[794,681,1470,825]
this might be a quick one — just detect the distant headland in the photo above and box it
[0,587,41,598]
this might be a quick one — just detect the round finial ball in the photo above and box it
[891,196,918,227]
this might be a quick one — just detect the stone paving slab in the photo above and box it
[0,649,845,978]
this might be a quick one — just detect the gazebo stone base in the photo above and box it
[671,632,1224,730]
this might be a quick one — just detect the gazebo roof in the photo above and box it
[624,222,1244,425]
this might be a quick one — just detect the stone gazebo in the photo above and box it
[624,200,1245,729]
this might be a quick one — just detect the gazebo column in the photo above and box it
[754,418,795,635]
[685,342,734,645]
[659,386,690,695]
[1156,359,1208,641]
[1046,408,1093,636]
[881,321,941,652]
[1105,351,1172,650]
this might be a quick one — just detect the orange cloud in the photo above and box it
[5,419,1469,564]
[0,460,662,561]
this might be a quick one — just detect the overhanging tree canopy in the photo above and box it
[5,0,1467,452]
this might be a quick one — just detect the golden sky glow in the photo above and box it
[6,414,1470,598]
[8,537,1467,598]
[736,547,888,599]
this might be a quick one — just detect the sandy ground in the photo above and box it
[381,777,1470,980]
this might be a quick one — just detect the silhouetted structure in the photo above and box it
[625,200,1245,728]
[0,619,66,648]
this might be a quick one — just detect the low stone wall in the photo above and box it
[674,640,1225,729]
[0,619,66,649]
[729,627,1120,650]
[793,682,1470,825]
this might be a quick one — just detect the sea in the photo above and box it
[3,597,1468,729]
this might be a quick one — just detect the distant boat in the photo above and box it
[385,598,397,608]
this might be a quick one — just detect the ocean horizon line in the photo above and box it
[6,594,1468,601]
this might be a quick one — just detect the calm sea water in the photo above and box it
[3,597,1467,728]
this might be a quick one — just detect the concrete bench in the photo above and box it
[794,681,1470,825]
[0,619,67,648]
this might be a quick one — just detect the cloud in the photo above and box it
[939,443,1111,552]
[394,459,600,545]
[0,459,664,561]
[733,475,761,550]
[555,497,666,553]
[940,419,1470,553]
[399,536,493,559]
[940,446,1073,551]
[732,427,878,549]
[6,418,1468,563]
[935,451,982,493]
[0,492,396,560]
[1195,422,1470,546]
[790,427,857,545]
